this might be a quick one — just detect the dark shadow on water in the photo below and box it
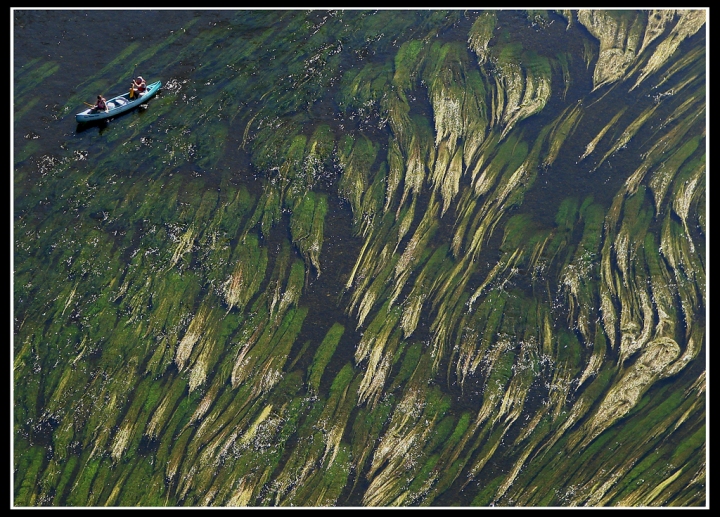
[75,119,110,134]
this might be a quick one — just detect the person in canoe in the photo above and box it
[92,95,107,112]
[129,76,147,99]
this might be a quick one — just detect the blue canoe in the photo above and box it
[76,80,161,123]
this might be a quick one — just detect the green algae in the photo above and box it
[14,138,42,166]
[14,59,60,102]
[468,12,497,65]
[14,446,45,506]
[338,61,394,115]
[307,323,345,393]
[648,134,701,214]
[394,40,426,91]
[337,133,380,228]
[13,9,706,508]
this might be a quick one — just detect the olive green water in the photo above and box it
[13,9,706,507]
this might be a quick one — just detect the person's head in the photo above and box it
[97,95,102,100]
[137,76,143,82]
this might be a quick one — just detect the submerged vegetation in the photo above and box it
[13,9,705,507]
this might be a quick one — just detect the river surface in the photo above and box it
[12,8,707,508]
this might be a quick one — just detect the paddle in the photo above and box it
[129,62,139,99]
[83,102,95,108]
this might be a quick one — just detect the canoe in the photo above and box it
[75,80,162,123]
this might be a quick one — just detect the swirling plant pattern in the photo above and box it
[13,9,705,507]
